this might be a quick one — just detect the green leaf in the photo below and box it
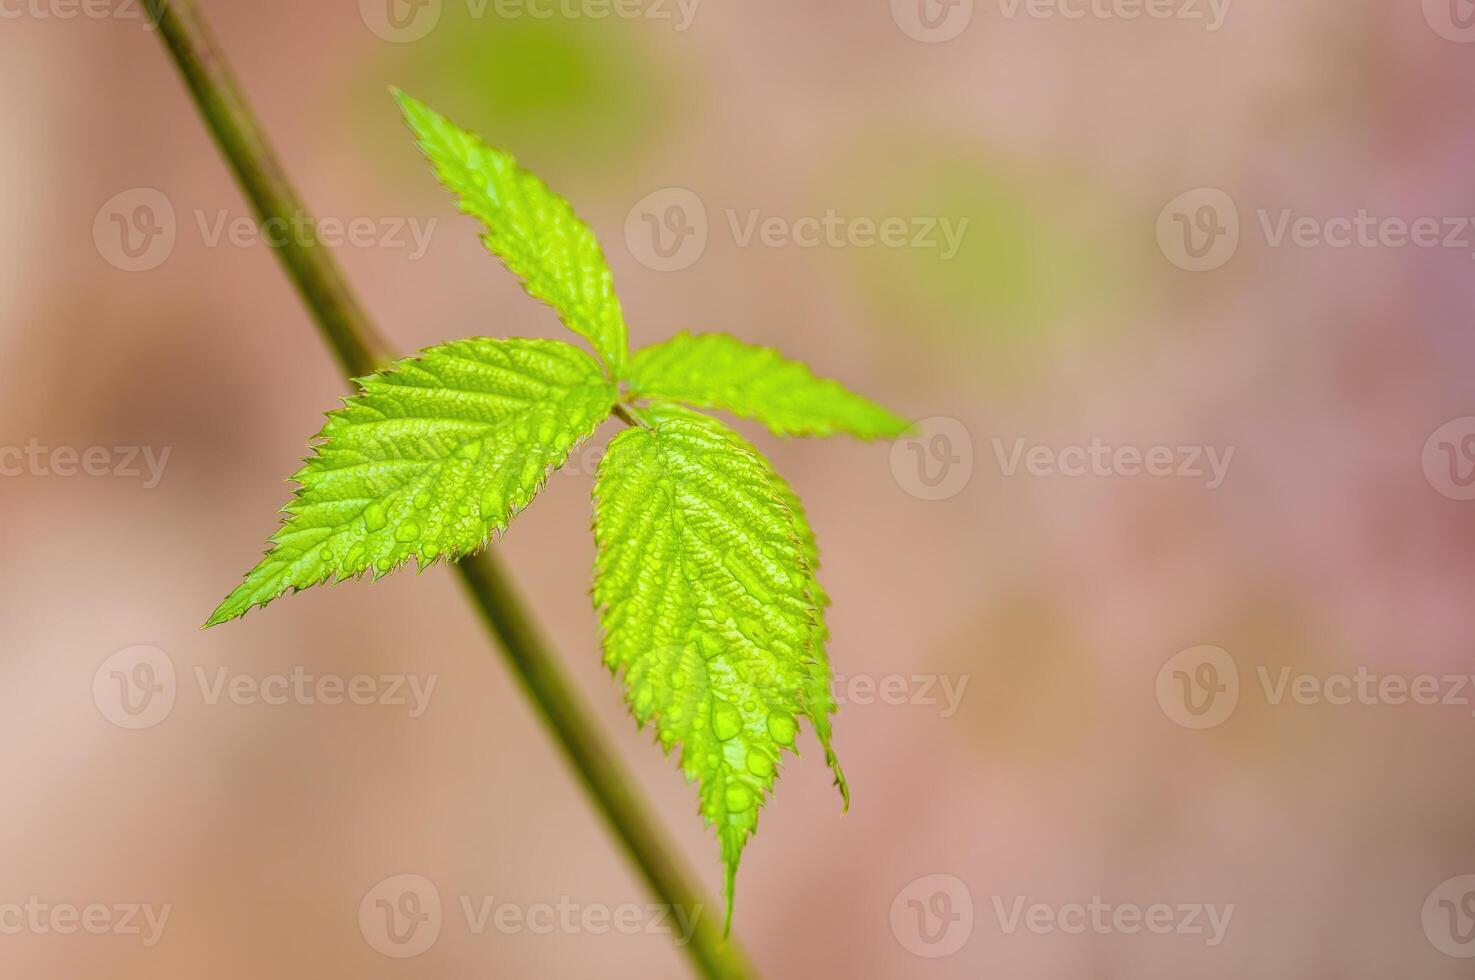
[643,402,847,809]
[771,470,849,810]
[592,410,832,931]
[208,338,614,626]
[394,89,630,374]
[626,331,910,439]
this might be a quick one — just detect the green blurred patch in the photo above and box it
[350,9,681,180]
[946,591,1103,763]
[820,136,1118,351]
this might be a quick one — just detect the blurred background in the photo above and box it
[4,0,1475,976]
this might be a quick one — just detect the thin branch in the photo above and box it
[613,402,651,429]
[142,2,754,976]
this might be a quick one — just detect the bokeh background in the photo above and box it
[5,0,1475,976]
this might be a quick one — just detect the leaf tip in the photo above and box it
[888,415,919,440]
[722,859,737,938]
[202,608,232,630]
[390,87,434,134]
[826,744,851,813]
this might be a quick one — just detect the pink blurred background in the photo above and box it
[4,0,1475,976]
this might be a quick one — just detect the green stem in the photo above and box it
[143,3,754,977]
[612,402,652,429]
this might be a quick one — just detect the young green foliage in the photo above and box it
[207,338,613,626]
[395,89,629,375]
[628,331,910,439]
[643,402,849,810]
[208,92,909,928]
[591,410,827,930]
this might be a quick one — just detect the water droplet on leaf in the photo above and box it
[711,701,742,741]
[724,784,753,812]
